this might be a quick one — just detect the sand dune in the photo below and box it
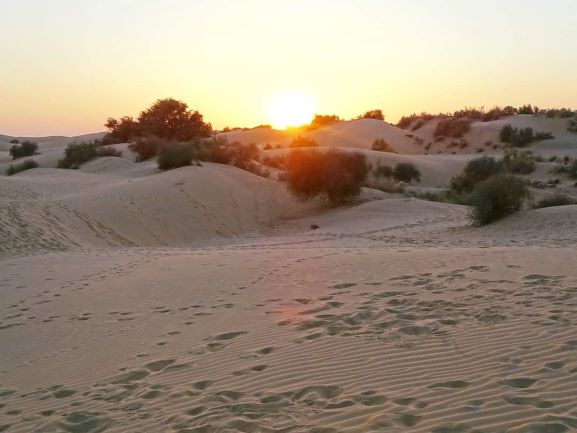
[1,124,577,433]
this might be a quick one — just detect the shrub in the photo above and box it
[568,119,577,133]
[393,163,421,183]
[372,164,393,179]
[129,136,167,161]
[470,175,528,225]
[500,125,553,147]
[9,140,38,159]
[433,118,471,138]
[157,143,194,170]
[371,139,397,153]
[58,142,98,168]
[6,159,39,175]
[289,136,318,148]
[9,139,20,144]
[534,194,575,209]
[285,149,368,205]
[309,114,340,130]
[503,149,535,174]
[57,141,121,168]
[518,104,535,114]
[450,156,503,193]
[358,110,385,121]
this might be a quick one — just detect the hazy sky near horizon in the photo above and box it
[1,0,577,136]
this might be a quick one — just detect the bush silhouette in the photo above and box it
[358,110,384,121]
[503,149,535,174]
[470,175,528,225]
[104,98,212,144]
[157,143,194,170]
[285,149,368,205]
[9,141,38,159]
[309,114,340,130]
[6,159,38,176]
[393,163,421,183]
[129,136,168,161]
[450,156,503,193]
[371,139,397,153]
[138,98,212,141]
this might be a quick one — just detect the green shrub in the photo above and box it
[129,136,168,161]
[433,118,471,139]
[503,149,535,174]
[393,163,421,183]
[58,142,98,168]
[9,139,19,144]
[285,149,368,205]
[470,175,528,225]
[450,156,503,193]
[534,194,575,209]
[6,159,39,175]
[371,139,397,153]
[568,119,577,133]
[57,141,121,168]
[157,142,194,170]
[9,140,38,159]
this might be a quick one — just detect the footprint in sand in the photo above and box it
[500,377,538,389]
[428,380,470,389]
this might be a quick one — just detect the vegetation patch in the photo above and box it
[9,141,38,159]
[6,159,39,176]
[470,175,529,225]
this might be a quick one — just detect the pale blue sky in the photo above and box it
[1,0,576,135]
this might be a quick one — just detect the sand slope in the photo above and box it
[1,196,577,432]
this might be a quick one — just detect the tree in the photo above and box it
[104,116,141,143]
[138,98,212,141]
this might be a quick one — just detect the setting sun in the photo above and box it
[268,92,316,129]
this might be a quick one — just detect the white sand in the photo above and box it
[1,122,577,433]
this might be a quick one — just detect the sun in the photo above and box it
[268,92,316,129]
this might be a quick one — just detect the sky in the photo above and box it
[1,0,576,136]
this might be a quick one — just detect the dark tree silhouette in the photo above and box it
[138,98,212,141]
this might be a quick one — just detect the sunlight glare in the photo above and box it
[268,92,316,129]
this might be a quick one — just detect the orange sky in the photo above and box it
[1,0,576,136]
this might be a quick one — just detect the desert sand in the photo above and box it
[1,116,577,433]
